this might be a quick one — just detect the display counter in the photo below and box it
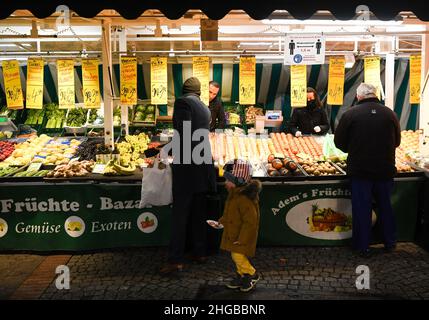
[0,174,425,251]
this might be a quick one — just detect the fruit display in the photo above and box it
[112,106,133,126]
[3,134,51,166]
[65,107,88,127]
[298,159,343,176]
[75,138,104,161]
[33,138,82,165]
[0,131,13,140]
[333,160,347,171]
[0,165,23,177]
[103,159,137,176]
[395,130,421,172]
[46,160,95,178]
[134,105,156,123]
[392,130,420,172]
[0,141,16,162]
[266,155,300,177]
[226,112,241,125]
[115,133,149,166]
[44,103,66,129]
[396,162,414,173]
[12,170,50,178]
[245,106,264,124]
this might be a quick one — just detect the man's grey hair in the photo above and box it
[356,83,377,100]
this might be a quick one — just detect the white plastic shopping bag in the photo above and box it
[140,158,173,207]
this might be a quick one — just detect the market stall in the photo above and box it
[1,4,429,251]
[0,131,426,251]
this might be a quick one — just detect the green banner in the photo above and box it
[256,180,422,246]
[0,179,423,251]
[0,184,171,251]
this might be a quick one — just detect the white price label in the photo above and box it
[92,164,106,174]
[27,163,42,172]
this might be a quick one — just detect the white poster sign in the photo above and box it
[284,34,325,65]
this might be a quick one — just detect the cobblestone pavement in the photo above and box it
[1,243,429,300]
[0,254,45,299]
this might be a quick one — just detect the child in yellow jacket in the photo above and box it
[217,159,262,292]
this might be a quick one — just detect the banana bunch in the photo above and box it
[103,160,136,176]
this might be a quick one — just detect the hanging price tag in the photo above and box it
[57,60,75,109]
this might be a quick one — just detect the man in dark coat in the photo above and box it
[334,83,401,257]
[208,81,226,131]
[289,87,329,136]
[160,77,216,274]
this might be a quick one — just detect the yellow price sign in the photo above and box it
[57,60,75,109]
[193,56,210,105]
[26,58,44,109]
[290,65,307,107]
[2,60,23,109]
[409,55,421,104]
[151,57,168,105]
[327,57,345,106]
[82,59,101,108]
[120,56,137,105]
[239,56,256,105]
[364,56,382,100]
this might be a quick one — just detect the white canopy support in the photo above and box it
[118,27,130,136]
[101,19,114,149]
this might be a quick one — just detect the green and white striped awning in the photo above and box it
[0,58,419,131]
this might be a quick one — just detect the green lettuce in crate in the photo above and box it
[66,107,87,127]
[113,106,133,126]
[44,103,66,129]
[134,104,156,122]
[25,109,45,125]
[88,109,98,124]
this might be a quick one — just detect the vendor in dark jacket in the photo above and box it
[289,87,329,136]
[334,83,401,257]
[208,81,226,131]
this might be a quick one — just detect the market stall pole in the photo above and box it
[119,27,130,136]
[101,19,114,149]
[421,24,429,134]
[385,51,395,110]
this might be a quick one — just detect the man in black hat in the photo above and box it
[160,77,216,274]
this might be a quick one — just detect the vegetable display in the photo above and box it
[46,160,95,178]
[245,106,264,124]
[65,107,87,127]
[134,105,156,122]
[44,103,66,129]
[25,109,45,125]
[209,132,323,165]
